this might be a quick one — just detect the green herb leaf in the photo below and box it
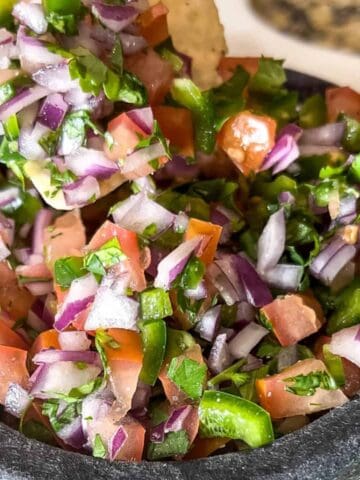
[171,78,216,154]
[135,119,171,160]
[45,161,76,196]
[147,430,189,460]
[238,365,269,402]
[140,288,173,321]
[84,237,126,276]
[208,359,249,388]
[284,370,338,396]
[93,433,107,458]
[167,357,207,400]
[42,399,80,432]
[0,137,26,186]
[322,344,345,387]
[54,256,85,289]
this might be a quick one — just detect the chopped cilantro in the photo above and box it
[167,357,207,400]
[93,434,107,458]
[284,370,338,396]
[249,58,286,95]
[147,430,189,460]
[42,399,81,432]
[83,237,127,276]
[299,94,326,128]
[54,256,85,289]
[208,359,249,389]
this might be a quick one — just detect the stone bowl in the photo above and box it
[0,70,358,480]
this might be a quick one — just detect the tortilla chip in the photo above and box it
[149,0,227,90]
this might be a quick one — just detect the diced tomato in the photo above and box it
[29,329,60,362]
[185,218,222,265]
[218,57,259,81]
[0,345,29,404]
[104,329,144,417]
[0,261,34,320]
[125,49,174,105]
[182,406,199,445]
[72,304,92,332]
[159,344,205,405]
[184,436,230,460]
[137,2,169,47]
[0,69,20,85]
[153,106,194,158]
[0,318,28,350]
[314,336,360,398]
[218,111,276,176]
[116,415,146,461]
[88,220,146,292]
[43,212,86,270]
[104,112,147,162]
[256,358,348,419]
[326,86,360,122]
[260,293,324,347]
[54,283,67,304]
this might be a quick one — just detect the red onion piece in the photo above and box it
[150,422,165,444]
[236,301,256,323]
[211,205,239,244]
[65,147,119,180]
[5,383,31,418]
[14,247,31,265]
[146,246,168,278]
[127,107,154,135]
[300,122,345,146]
[330,325,360,368]
[0,187,19,208]
[299,145,341,157]
[13,2,48,35]
[164,405,192,434]
[0,85,49,121]
[132,176,156,196]
[54,274,98,331]
[257,208,285,273]
[84,286,139,331]
[214,255,246,302]
[0,236,11,261]
[120,32,147,55]
[121,142,168,180]
[154,236,203,290]
[195,305,221,342]
[184,280,207,300]
[262,263,303,291]
[19,122,49,161]
[33,349,101,367]
[24,281,53,296]
[278,191,295,205]
[207,262,242,306]
[261,134,299,174]
[278,123,303,141]
[32,63,78,93]
[63,176,100,207]
[58,331,91,352]
[109,426,128,461]
[233,255,273,308]
[38,93,68,131]
[310,236,357,286]
[155,154,200,183]
[57,416,86,449]
[228,322,269,359]
[0,213,14,246]
[30,361,101,399]
[131,381,151,411]
[208,333,233,374]
[242,354,263,372]
[112,192,175,237]
[92,3,138,32]
[335,196,357,226]
[17,26,63,74]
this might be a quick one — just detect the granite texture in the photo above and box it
[0,71,355,480]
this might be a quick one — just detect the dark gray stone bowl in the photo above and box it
[1,71,358,480]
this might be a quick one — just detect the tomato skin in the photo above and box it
[137,2,169,47]
[153,106,194,158]
[185,218,222,265]
[0,318,28,350]
[218,111,276,176]
[0,345,29,404]
[116,416,145,461]
[260,293,324,347]
[326,86,360,122]
[29,329,60,362]
[104,329,143,417]
[125,49,174,105]
[0,261,34,320]
[104,112,147,162]
[256,358,348,419]
[88,220,146,292]
[218,57,259,81]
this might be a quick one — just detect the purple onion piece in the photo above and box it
[330,325,360,368]
[208,333,233,374]
[109,426,128,461]
[58,331,91,352]
[262,264,303,291]
[32,208,53,255]
[154,236,203,290]
[13,2,48,35]
[19,122,49,161]
[5,383,31,418]
[0,187,19,208]
[164,405,192,434]
[195,305,221,342]
[0,85,49,121]
[207,262,242,306]
[122,142,168,177]
[278,191,295,205]
[278,123,303,141]
[155,154,200,182]
[65,147,119,180]
[57,416,86,449]
[300,122,345,146]
[38,93,68,131]
[150,422,166,444]
[261,134,299,174]
[32,63,78,93]
[310,237,347,278]
[33,349,101,367]
[228,322,268,359]
[126,107,153,134]
[318,244,357,286]
[92,3,138,32]
[257,208,285,273]
[63,176,100,207]
[131,381,151,411]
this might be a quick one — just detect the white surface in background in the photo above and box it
[215,0,360,90]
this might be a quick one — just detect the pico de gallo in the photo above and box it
[0,0,359,463]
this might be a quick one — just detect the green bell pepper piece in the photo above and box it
[43,0,81,15]
[140,288,173,321]
[327,280,360,334]
[139,319,167,386]
[199,390,274,448]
